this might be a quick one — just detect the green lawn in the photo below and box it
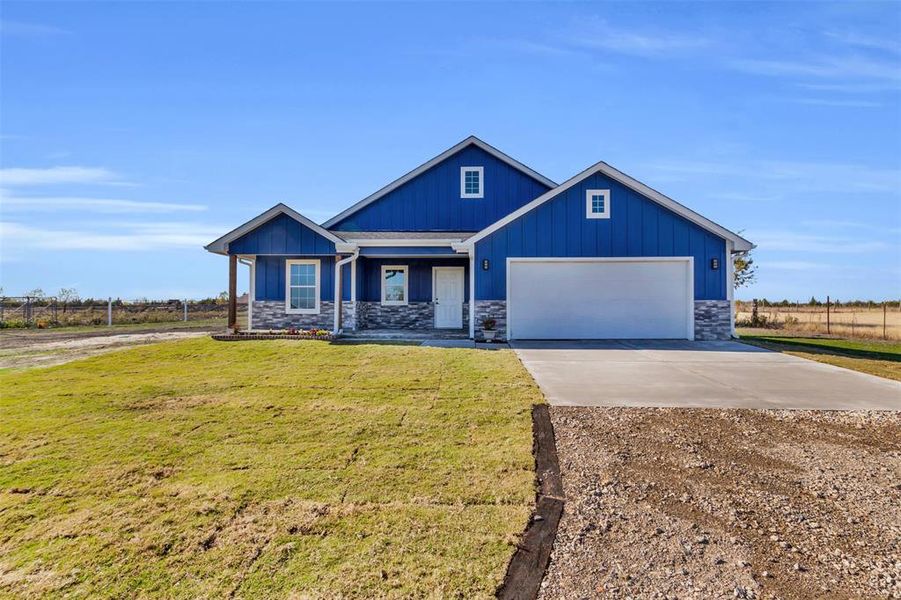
[0,338,541,598]
[738,331,901,381]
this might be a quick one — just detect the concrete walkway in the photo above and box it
[512,340,901,411]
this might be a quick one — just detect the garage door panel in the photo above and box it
[509,259,692,340]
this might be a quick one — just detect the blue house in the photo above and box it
[206,136,753,341]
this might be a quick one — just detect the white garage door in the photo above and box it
[508,258,693,340]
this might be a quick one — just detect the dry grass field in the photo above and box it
[736,303,901,341]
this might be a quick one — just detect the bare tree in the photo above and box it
[733,252,757,289]
[58,288,79,303]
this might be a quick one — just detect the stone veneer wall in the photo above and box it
[340,301,357,330]
[252,300,334,330]
[352,301,470,330]
[694,300,732,340]
[252,300,472,332]
[474,300,507,341]
[357,302,433,329]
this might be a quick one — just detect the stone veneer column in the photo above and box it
[340,301,357,330]
[474,300,507,341]
[694,300,732,340]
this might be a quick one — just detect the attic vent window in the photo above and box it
[586,189,610,219]
[461,167,484,199]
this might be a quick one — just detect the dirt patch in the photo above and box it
[539,407,901,600]
[498,405,564,600]
[0,330,209,369]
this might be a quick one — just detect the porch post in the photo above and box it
[334,255,342,333]
[227,254,237,332]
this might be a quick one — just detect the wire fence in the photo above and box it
[735,298,901,341]
[0,297,237,329]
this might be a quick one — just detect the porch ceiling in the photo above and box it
[358,246,464,257]
[334,231,475,241]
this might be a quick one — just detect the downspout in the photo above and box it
[469,253,475,339]
[334,248,359,335]
[726,240,736,338]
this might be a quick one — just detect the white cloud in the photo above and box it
[762,260,831,271]
[0,20,68,37]
[0,221,225,251]
[787,97,883,108]
[568,18,711,57]
[729,56,901,82]
[824,31,901,55]
[643,159,901,194]
[797,81,901,93]
[0,192,206,214]
[0,166,126,186]
[800,219,901,235]
[750,230,889,253]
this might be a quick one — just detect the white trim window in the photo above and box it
[381,265,408,305]
[586,189,610,219]
[285,259,320,314]
[460,166,484,199]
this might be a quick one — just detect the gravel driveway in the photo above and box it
[539,407,901,600]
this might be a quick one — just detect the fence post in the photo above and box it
[108,297,112,327]
[826,295,830,335]
[184,299,188,322]
[885,303,888,340]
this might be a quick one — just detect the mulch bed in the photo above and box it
[211,333,334,342]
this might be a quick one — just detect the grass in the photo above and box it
[0,338,542,598]
[738,331,901,381]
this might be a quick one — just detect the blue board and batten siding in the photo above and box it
[254,257,352,302]
[253,257,468,303]
[329,145,551,232]
[357,258,469,303]
[228,213,336,255]
[474,172,728,301]
[230,213,344,303]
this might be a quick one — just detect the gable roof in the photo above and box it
[320,136,557,229]
[464,161,754,252]
[204,203,345,255]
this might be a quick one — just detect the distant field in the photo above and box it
[736,303,901,341]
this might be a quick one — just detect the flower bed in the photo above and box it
[211,328,334,342]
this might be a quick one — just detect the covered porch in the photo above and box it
[333,244,472,335]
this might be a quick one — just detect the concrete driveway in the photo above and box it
[512,340,901,410]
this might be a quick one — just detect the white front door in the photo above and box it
[433,267,465,329]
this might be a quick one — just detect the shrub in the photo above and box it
[0,318,28,329]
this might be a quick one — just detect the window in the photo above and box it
[381,265,408,305]
[460,166,484,198]
[586,189,610,219]
[285,259,320,314]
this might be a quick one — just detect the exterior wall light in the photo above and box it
[482,259,490,271]
[711,258,720,270]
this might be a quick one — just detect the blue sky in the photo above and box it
[1,1,899,301]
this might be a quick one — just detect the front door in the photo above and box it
[433,267,465,329]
